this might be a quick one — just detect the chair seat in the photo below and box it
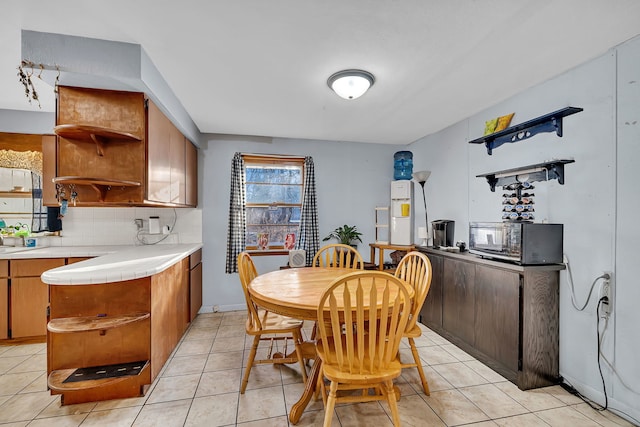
[245,309,304,335]
[316,340,403,384]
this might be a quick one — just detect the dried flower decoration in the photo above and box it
[17,60,41,108]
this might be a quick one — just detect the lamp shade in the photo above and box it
[327,69,375,100]
[412,170,431,183]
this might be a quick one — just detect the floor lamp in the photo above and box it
[412,170,431,246]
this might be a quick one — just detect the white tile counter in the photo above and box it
[1,244,202,285]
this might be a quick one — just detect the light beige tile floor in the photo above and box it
[0,311,635,426]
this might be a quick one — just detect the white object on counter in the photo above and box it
[149,216,160,234]
[24,236,50,248]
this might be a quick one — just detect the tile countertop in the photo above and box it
[0,244,202,285]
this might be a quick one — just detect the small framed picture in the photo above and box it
[284,233,296,250]
[257,233,270,250]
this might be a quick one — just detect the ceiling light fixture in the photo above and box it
[327,69,375,100]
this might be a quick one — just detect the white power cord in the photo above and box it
[563,253,609,311]
[136,208,178,245]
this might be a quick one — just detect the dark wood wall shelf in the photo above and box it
[469,107,583,155]
[54,124,141,157]
[476,159,575,192]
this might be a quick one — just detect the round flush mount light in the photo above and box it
[327,69,375,100]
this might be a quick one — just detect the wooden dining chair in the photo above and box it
[313,243,364,269]
[315,271,411,427]
[237,252,308,393]
[394,251,433,395]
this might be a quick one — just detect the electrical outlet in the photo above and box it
[599,271,613,317]
[134,218,143,230]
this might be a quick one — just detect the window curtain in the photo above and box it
[225,153,247,274]
[31,172,46,232]
[295,156,319,266]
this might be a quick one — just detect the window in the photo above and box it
[243,155,304,251]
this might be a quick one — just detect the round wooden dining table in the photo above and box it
[248,266,411,424]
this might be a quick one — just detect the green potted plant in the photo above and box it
[322,224,363,248]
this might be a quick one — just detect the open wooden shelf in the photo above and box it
[47,361,150,404]
[54,124,141,157]
[0,191,31,198]
[47,312,150,334]
[469,107,583,155]
[53,176,141,202]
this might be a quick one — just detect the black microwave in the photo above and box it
[468,222,563,265]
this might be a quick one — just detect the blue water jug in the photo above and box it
[393,151,413,180]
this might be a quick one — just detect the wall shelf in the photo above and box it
[469,107,583,155]
[53,177,141,202]
[47,312,150,334]
[477,159,575,192]
[0,191,31,198]
[54,124,141,157]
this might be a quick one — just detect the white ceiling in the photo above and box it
[3,1,640,145]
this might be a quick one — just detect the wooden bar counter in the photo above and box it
[40,244,202,405]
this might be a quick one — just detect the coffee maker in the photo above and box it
[432,220,455,248]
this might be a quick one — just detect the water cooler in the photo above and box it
[390,180,414,245]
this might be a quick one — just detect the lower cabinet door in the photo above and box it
[190,263,203,322]
[442,259,476,346]
[420,253,443,328]
[474,265,520,371]
[11,277,49,338]
[0,278,8,339]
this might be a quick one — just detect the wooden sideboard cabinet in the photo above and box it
[418,247,563,390]
[45,86,197,207]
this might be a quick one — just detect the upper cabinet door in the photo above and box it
[147,100,172,204]
[185,140,197,208]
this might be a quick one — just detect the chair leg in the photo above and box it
[293,330,308,383]
[408,337,430,395]
[383,380,401,426]
[241,335,260,394]
[323,381,338,427]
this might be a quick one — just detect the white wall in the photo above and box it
[613,35,640,423]
[410,39,639,423]
[200,136,398,311]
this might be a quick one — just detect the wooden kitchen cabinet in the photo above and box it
[189,249,203,322]
[474,265,520,372]
[0,260,8,340]
[442,257,476,346]
[47,86,197,207]
[47,255,192,405]
[10,258,65,338]
[419,252,443,328]
[418,247,562,390]
[185,138,198,207]
[42,134,58,207]
[147,101,191,205]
